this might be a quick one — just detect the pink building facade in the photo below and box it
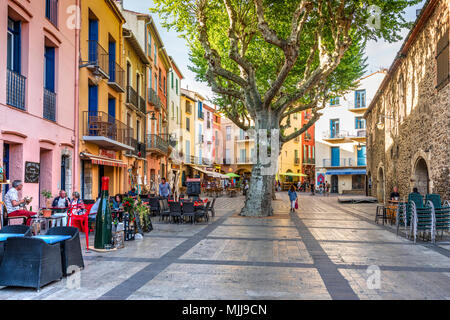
[0,0,79,208]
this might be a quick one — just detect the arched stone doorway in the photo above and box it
[414,157,429,195]
[377,167,385,203]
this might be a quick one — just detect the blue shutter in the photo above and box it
[108,97,116,121]
[88,85,98,114]
[357,146,366,166]
[109,41,116,81]
[331,147,340,167]
[88,20,98,62]
[44,47,55,92]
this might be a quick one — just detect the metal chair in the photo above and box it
[159,200,170,222]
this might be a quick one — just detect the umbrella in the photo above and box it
[225,173,241,178]
[279,172,308,177]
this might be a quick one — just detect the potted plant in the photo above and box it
[41,190,53,217]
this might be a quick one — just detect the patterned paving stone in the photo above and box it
[127,263,331,300]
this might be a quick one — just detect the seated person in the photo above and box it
[112,194,123,210]
[52,190,70,210]
[4,180,37,226]
[69,191,84,215]
[412,187,420,195]
[390,186,400,200]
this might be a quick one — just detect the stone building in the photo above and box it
[365,0,449,202]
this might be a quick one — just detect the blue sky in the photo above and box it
[124,0,425,100]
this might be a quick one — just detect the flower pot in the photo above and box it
[42,209,52,218]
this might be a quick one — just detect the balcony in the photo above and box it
[202,158,213,166]
[146,134,169,156]
[43,88,56,122]
[303,158,315,165]
[348,104,368,114]
[349,129,367,142]
[82,111,133,151]
[236,157,253,165]
[126,86,138,108]
[294,158,300,166]
[125,138,147,158]
[87,40,109,78]
[322,158,358,168]
[139,95,146,114]
[148,88,161,111]
[6,69,26,110]
[223,158,232,165]
[107,62,125,92]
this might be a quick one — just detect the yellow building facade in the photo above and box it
[78,0,130,200]
[122,27,150,193]
[278,113,303,186]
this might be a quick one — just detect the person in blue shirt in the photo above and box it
[288,185,298,213]
[159,178,171,199]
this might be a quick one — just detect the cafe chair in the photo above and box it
[46,227,84,276]
[159,200,170,222]
[148,198,160,216]
[425,194,450,239]
[0,225,32,265]
[67,204,94,251]
[0,237,63,290]
[168,202,182,224]
[182,202,195,224]
[1,202,27,226]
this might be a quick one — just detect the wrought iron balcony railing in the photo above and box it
[45,0,58,26]
[125,138,147,158]
[107,61,125,92]
[139,95,146,114]
[146,134,169,155]
[83,111,132,146]
[87,40,109,77]
[43,88,56,122]
[294,158,300,165]
[126,86,138,109]
[322,158,355,167]
[7,69,26,110]
[148,88,161,110]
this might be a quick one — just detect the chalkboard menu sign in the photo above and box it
[25,162,40,183]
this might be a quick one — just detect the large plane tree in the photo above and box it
[153,0,420,216]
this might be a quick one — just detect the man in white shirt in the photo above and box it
[4,180,37,225]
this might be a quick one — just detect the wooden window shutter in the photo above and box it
[436,28,449,89]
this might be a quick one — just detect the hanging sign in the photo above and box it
[24,162,40,183]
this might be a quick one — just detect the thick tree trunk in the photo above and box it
[240,111,279,217]
[240,164,275,216]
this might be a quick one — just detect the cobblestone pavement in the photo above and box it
[1,193,449,300]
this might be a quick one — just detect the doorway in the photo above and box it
[414,157,429,195]
[331,175,338,193]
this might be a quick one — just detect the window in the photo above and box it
[176,79,179,94]
[226,126,231,140]
[176,105,179,124]
[44,46,55,92]
[108,41,116,82]
[330,119,340,138]
[215,131,219,146]
[147,32,151,56]
[355,90,366,108]
[7,18,21,73]
[171,102,174,119]
[355,117,365,129]
[136,120,141,142]
[186,118,190,131]
[163,76,166,95]
[330,97,340,105]
[45,0,58,26]
[154,74,157,90]
[198,101,203,119]
[158,70,161,88]
[436,29,449,90]
[154,43,157,63]
[171,72,174,89]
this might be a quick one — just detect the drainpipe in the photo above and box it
[73,0,81,197]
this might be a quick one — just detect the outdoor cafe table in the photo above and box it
[39,207,69,228]
[0,233,26,242]
[33,235,71,244]
[385,200,401,225]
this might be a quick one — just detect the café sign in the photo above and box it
[24,162,40,183]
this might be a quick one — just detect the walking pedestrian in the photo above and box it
[288,185,298,213]
[310,181,315,195]
[325,181,331,197]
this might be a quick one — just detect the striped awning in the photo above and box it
[80,153,127,168]
[325,169,366,175]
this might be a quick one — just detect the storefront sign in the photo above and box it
[24,162,40,183]
[99,149,116,159]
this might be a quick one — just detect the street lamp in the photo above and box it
[376,114,393,130]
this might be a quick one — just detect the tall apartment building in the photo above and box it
[315,70,386,194]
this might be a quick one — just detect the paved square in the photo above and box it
[0,193,449,299]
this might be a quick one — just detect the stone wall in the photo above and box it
[366,0,450,202]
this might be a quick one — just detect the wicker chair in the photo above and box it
[0,237,63,290]
[0,225,32,265]
[46,227,84,276]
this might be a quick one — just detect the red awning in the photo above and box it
[80,153,127,168]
